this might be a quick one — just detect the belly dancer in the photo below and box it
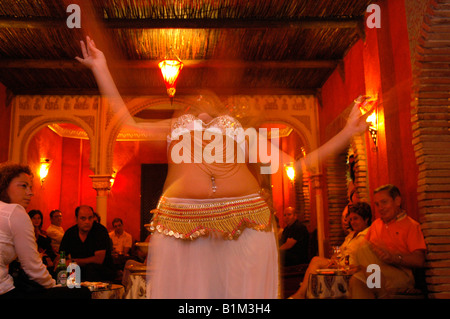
[76,36,375,298]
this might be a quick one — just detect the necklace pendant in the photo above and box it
[211,176,217,193]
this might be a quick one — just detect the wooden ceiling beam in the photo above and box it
[103,17,362,29]
[0,17,64,29]
[0,16,361,30]
[0,59,339,69]
[10,87,318,96]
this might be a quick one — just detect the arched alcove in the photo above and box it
[25,121,94,231]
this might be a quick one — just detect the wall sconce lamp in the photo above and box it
[110,170,117,188]
[357,95,378,147]
[158,47,183,104]
[300,147,306,158]
[39,158,51,187]
[366,111,378,147]
[284,162,296,184]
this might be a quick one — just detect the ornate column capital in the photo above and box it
[89,175,112,192]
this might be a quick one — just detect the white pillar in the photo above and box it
[89,175,111,227]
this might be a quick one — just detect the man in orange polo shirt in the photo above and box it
[349,184,427,298]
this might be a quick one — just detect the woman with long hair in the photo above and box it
[28,209,57,275]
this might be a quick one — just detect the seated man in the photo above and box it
[279,207,309,266]
[46,209,65,255]
[109,218,133,256]
[59,205,115,282]
[349,184,427,298]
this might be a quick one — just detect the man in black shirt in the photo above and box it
[60,205,115,282]
[279,206,309,266]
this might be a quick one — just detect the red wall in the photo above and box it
[320,0,419,221]
[378,0,418,219]
[26,129,95,232]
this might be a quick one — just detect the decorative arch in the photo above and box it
[9,95,97,168]
[103,96,192,175]
[225,95,320,152]
[251,118,312,154]
[20,119,93,162]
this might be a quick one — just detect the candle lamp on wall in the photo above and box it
[357,95,378,148]
[39,158,51,187]
[300,146,306,158]
[284,162,296,185]
[110,170,117,188]
[366,111,378,147]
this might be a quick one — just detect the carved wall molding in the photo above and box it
[226,95,319,153]
[10,95,97,169]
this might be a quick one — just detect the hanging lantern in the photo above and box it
[158,49,183,102]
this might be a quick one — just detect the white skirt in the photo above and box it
[146,195,279,299]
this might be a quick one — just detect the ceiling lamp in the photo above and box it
[158,48,183,103]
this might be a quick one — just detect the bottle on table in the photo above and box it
[56,251,68,286]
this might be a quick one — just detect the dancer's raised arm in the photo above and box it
[75,36,170,129]
[295,96,374,173]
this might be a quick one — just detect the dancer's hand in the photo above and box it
[343,95,376,136]
[75,36,107,70]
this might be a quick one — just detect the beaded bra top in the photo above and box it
[166,113,247,193]
[168,113,245,145]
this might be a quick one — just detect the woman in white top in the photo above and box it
[76,36,375,299]
[289,202,372,299]
[0,163,55,297]
[0,162,90,299]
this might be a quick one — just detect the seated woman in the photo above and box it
[0,162,91,299]
[28,210,57,276]
[289,202,372,299]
